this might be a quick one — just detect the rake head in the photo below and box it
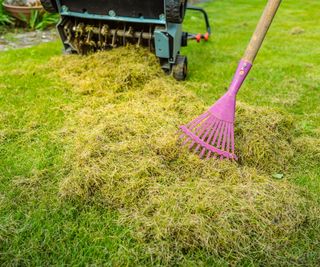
[179,92,237,160]
[179,60,252,160]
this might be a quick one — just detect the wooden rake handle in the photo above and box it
[243,0,282,64]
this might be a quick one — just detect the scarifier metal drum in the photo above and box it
[40,0,211,80]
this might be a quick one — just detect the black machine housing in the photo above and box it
[41,0,211,80]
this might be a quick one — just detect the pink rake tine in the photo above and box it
[200,117,217,141]
[184,112,209,133]
[204,117,221,159]
[205,120,223,159]
[212,122,225,159]
[210,120,223,146]
[180,125,234,159]
[194,117,217,153]
[199,119,219,158]
[230,124,235,157]
[206,122,222,159]
[180,112,209,144]
[179,112,208,135]
[219,122,230,159]
[202,118,217,142]
[215,122,226,148]
[178,0,282,160]
[226,123,232,156]
[188,116,213,150]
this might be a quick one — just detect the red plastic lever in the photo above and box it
[196,34,201,43]
[204,32,209,41]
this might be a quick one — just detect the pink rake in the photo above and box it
[179,0,282,160]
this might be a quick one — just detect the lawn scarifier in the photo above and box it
[41,0,211,81]
[180,0,282,160]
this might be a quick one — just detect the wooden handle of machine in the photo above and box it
[243,0,282,64]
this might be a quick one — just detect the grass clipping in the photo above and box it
[52,48,312,263]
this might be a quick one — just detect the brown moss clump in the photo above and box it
[290,27,305,35]
[293,136,320,163]
[235,103,294,173]
[51,47,315,264]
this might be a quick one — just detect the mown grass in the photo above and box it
[0,0,319,265]
[0,45,144,265]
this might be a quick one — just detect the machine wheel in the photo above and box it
[172,55,188,81]
[166,0,187,24]
[40,0,58,13]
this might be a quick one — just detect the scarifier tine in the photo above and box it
[179,0,282,160]
[44,0,212,81]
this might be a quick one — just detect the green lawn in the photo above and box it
[0,0,319,265]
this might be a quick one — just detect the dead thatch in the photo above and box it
[49,47,317,264]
